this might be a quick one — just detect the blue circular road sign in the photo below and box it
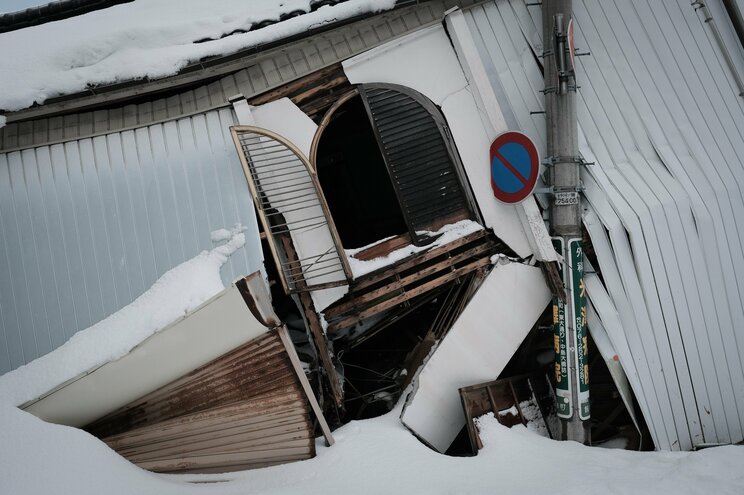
[490,131,540,204]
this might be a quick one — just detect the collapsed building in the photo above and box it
[1,0,744,472]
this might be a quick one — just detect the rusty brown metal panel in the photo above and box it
[85,332,295,438]
[85,328,323,473]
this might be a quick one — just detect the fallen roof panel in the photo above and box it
[22,273,272,427]
[401,259,551,453]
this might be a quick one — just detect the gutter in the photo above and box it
[0,0,134,34]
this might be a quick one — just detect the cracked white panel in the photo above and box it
[401,260,550,453]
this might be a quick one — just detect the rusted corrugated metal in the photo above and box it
[22,273,332,474]
[88,332,317,473]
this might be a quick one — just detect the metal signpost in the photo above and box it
[543,0,590,443]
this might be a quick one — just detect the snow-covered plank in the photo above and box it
[22,280,271,428]
[401,260,550,452]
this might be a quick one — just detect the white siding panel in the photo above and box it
[0,109,263,374]
[462,0,744,448]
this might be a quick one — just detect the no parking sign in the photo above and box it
[489,131,540,204]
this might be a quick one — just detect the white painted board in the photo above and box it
[23,283,269,427]
[343,25,467,106]
[400,260,551,452]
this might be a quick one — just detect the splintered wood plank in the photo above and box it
[328,257,492,333]
[278,233,344,407]
[323,241,495,319]
[277,325,335,446]
[350,233,412,261]
[249,63,345,106]
[350,230,488,291]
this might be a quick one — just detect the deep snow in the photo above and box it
[0,0,396,112]
[0,229,743,494]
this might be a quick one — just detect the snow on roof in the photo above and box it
[0,0,396,112]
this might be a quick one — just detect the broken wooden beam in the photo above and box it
[459,371,555,453]
[327,256,491,333]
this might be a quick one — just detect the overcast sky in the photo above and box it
[1,0,53,14]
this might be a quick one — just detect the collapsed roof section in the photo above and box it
[22,273,334,474]
[3,0,743,457]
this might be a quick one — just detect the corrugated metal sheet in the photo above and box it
[0,3,444,151]
[88,331,316,474]
[0,107,263,374]
[361,85,472,243]
[461,0,744,449]
[24,275,331,474]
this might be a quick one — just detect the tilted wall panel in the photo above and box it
[0,108,263,374]
[461,0,744,449]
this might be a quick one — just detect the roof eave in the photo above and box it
[3,0,428,124]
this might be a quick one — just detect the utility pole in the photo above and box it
[543,0,590,444]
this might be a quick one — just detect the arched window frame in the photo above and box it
[230,125,352,293]
[310,83,480,247]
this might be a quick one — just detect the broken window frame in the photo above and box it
[310,83,482,248]
[230,125,353,294]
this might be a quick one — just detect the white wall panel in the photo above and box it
[462,0,744,448]
[0,108,263,374]
[343,24,533,257]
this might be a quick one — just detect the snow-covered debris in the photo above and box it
[0,229,245,407]
[345,220,483,278]
[0,0,396,112]
[210,223,245,243]
[0,229,743,493]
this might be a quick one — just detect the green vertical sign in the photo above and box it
[552,237,572,419]
[569,238,590,421]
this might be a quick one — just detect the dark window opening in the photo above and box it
[316,95,408,249]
